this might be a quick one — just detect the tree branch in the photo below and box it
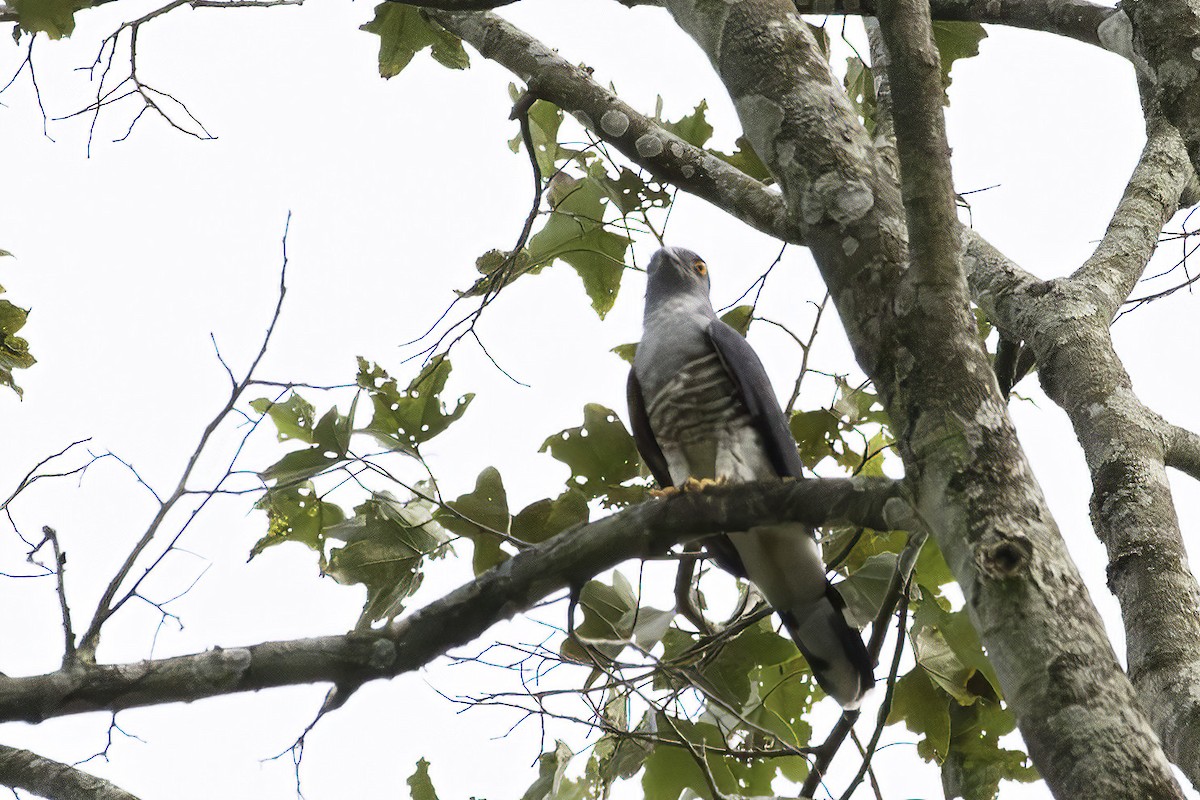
[793,0,1119,50]
[1073,117,1195,316]
[0,743,141,800]
[388,0,517,8]
[1166,423,1200,482]
[424,9,800,243]
[1125,0,1200,181]
[659,1,1186,796]
[0,477,905,724]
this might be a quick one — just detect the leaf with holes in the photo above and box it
[845,56,878,136]
[357,357,473,452]
[789,409,843,469]
[540,404,642,505]
[610,342,637,364]
[251,393,317,444]
[324,492,450,626]
[507,90,587,175]
[360,3,469,78]
[258,404,354,486]
[596,168,671,216]
[250,482,345,559]
[436,466,511,575]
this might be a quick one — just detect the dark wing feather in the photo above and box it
[706,320,805,478]
[626,370,673,488]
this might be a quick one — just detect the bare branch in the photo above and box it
[75,215,293,663]
[0,743,141,800]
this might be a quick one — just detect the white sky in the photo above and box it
[1,1,1197,798]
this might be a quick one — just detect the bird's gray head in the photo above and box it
[645,246,712,302]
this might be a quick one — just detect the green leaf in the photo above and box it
[360,3,469,79]
[943,700,1038,800]
[520,741,586,800]
[888,666,952,763]
[0,296,35,398]
[595,168,671,216]
[933,21,987,103]
[593,711,655,785]
[511,489,589,544]
[407,758,440,800]
[718,305,753,336]
[11,0,90,38]
[525,172,631,319]
[915,534,956,593]
[507,91,588,176]
[845,56,878,136]
[356,357,473,452]
[540,404,643,506]
[661,101,714,148]
[836,552,896,628]
[910,591,1002,704]
[789,409,841,469]
[702,618,798,709]
[610,342,637,364]
[710,137,772,182]
[250,482,346,558]
[436,467,511,575]
[258,405,353,486]
[325,492,450,626]
[251,393,317,443]
[560,573,638,662]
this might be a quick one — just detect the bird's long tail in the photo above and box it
[778,585,875,710]
[726,525,875,708]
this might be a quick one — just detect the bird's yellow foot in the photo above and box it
[650,486,679,498]
[681,477,726,493]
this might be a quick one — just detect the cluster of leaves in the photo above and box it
[360,7,774,322]
[0,256,36,398]
[250,357,472,628]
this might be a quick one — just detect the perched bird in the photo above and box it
[627,246,874,709]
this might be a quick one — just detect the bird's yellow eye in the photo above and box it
[693,259,707,276]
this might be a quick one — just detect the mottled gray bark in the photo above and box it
[964,116,1200,786]
[1126,0,1200,179]
[0,478,901,723]
[795,0,1119,49]
[652,0,1184,796]
[0,744,141,800]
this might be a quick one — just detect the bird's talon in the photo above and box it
[650,486,679,498]
[682,477,725,493]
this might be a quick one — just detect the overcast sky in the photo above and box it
[1,1,1197,798]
